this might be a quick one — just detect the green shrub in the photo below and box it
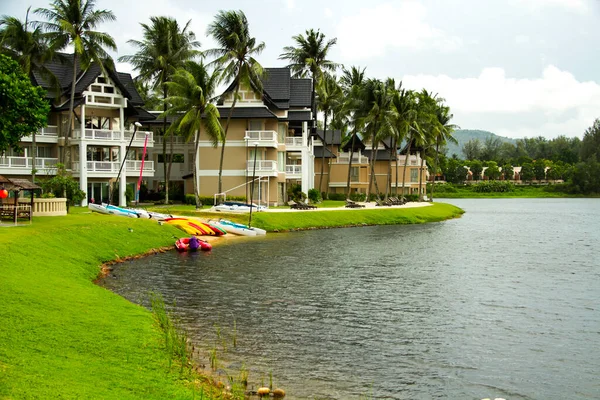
[327,193,346,201]
[428,183,458,193]
[349,192,367,202]
[307,188,322,203]
[404,194,419,202]
[286,184,306,202]
[472,181,515,193]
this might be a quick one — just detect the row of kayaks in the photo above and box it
[163,217,266,237]
[89,203,172,220]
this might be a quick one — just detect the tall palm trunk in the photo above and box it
[318,114,328,195]
[394,138,400,195]
[218,80,240,197]
[166,133,174,200]
[162,86,169,203]
[345,130,357,197]
[386,140,394,199]
[401,138,412,198]
[63,53,78,166]
[193,128,201,209]
[430,139,440,203]
[418,150,426,201]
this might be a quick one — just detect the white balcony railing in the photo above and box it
[285,165,302,175]
[125,160,155,172]
[245,130,278,146]
[0,156,58,170]
[72,161,155,174]
[72,129,153,144]
[124,130,154,144]
[284,137,303,147]
[336,153,370,164]
[22,125,59,141]
[155,136,187,145]
[246,160,277,174]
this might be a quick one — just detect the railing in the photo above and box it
[245,130,278,144]
[18,198,67,216]
[285,165,302,174]
[73,128,121,141]
[125,160,154,172]
[0,157,58,169]
[336,153,370,164]
[22,125,59,141]
[246,160,277,173]
[72,160,155,174]
[285,137,303,147]
[155,136,187,145]
[124,130,154,143]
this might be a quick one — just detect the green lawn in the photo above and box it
[0,203,462,398]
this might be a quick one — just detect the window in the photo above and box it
[277,152,285,172]
[248,120,263,131]
[104,86,114,94]
[410,168,419,182]
[85,116,110,129]
[97,77,107,84]
[351,166,359,182]
[157,154,184,163]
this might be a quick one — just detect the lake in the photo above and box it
[100,199,600,399]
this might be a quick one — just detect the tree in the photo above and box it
[35,0,117,166]
[165,61,222,209]
[501,163,514,181]
[429,99,457,202]
[462,138,482,160]
[316,73,342,197]
[533,159,546,180]
[444,158,466,184]
[470,160,483,181]
[1,8,58,183]
[481,136,502,162]
[207,10,265,196]
[520,162,534,182]
[570,159,600,194]
[484,161,501,180]
[40,163,85,208]
[0,54,49,154]
[119,16,200,204]
[581,118,600,162]
[280,28,338,137]
[391,84,415,196]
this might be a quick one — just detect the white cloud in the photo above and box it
[286,0,296,9]
[324,7,333,18]
[402,66,600,138]
[512,0,589,13]
[336,1,462,60]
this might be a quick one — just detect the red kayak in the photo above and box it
[175,237,212,252]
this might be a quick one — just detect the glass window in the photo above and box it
[248,120,263,131]
[277,152,285,172]
[351,167,359,182]
[278,123,286,142]
[410,168,419,182]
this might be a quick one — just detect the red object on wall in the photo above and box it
[0,189,8,199]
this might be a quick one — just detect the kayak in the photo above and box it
[89,203,138,218]
[164,217,227,236]
[219,219,266,235]
[175,237,212,252]
[208,219,257,236]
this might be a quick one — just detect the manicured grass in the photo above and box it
[0,211,224,399]
[0,203,462,398]
[432,184,586,198]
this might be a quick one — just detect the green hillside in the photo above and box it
[445,129,516,158]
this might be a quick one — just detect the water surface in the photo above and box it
[101,199,600,399]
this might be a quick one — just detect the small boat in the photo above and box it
[164,217,227,236]
[219,218,266,235]
[212,201,267,213]
[175,237,212,252]
[89,203,139,218]
[208,219,256,236]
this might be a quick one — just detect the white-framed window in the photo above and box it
[277,151,285,172]
[248,120,263,131]
[410,168,419,182]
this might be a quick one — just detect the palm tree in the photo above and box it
[360,78,395,201]
[206,10,265,196]
[391,85,415,196]
[430,102,458,202]
[340,66,366,197]
[316,73,342,197]
[119,16,200,204]
[400,91,423,199]
[35,0,116,166]
[1,7,58,183]
[415,90,441,201]
[280,29,338,141]
[165,61,222,209]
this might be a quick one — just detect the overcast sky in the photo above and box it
[3,0,599,139]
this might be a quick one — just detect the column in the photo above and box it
[119,107,126,206]
[79,104,87,206]
[301,121,310,194]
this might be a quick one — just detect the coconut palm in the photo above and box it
[415,90,441,201]
[35,0,116,166]
[280,28,338,137]
[206,10,265,196]
[119,16,200,203]
[340,66,367,197]
[400,92,424,199]
[1,7,58,183]
[165,61,222,209]
[391,85,416,196]
[430,102,458,202]
[316,73,342,197]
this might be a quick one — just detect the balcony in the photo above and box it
[71,160,154,176]
[22,126,59,143]
[336,153,370,164]
[245,130,278,148]
[0,156,58,174]
[246,160,278,177]
[285,164,302,178]
[155,136,187,146]
[285,136,303,150]
[72,129,153,146]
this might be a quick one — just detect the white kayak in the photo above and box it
[208,219,256,236]
[89,203,138,218]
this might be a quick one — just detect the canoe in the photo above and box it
[219,219,266,236]
[212,202,267,213]
[175,237,212,252]
[208,219,256,236]
[89,203,138,218]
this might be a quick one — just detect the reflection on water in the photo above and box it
[101,199,600,399]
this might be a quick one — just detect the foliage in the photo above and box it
[307,188,322,203]
[484,161,501,180]
[520,162,534,182]
[533,159,546,180]
[472,181,515,193]
[570,158,600,194]
[469,160,483,181]
[501,163,514,180]
[444,158,467,184]
[0,54,49,153]
[462,138,482,160]
[580,118,600,162]
[39,163,85,205]
[286,183,306,202]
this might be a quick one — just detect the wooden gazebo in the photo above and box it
[0,175,42,224]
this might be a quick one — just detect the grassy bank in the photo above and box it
[0,203,462,398]
[431,183,588,198]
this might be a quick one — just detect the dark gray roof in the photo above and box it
[263,68,290,101]
[286,110,311,121]
[363,149,397,161]
[313,146,336,158]
[217,107,277,119]
[53,97,85,111]
[341,133,366,152]
[125,106,157,121]
[290,79,312,107]
[314,129,342,145]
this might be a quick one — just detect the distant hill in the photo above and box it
[445,129,516,158]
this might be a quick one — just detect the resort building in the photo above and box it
[0,54,155,206]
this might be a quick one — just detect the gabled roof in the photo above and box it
[313,146,336,158]
[286,110,311,122]
[399,138,425,154]
[363,148,397,161]
[341,133,366,152]
[314,129,342,145]
[290,79,312,108]
[217,106,278,119]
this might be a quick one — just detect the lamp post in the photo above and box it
[248,142,258,228]
[110,121,142,205]
[244,134,250,202]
